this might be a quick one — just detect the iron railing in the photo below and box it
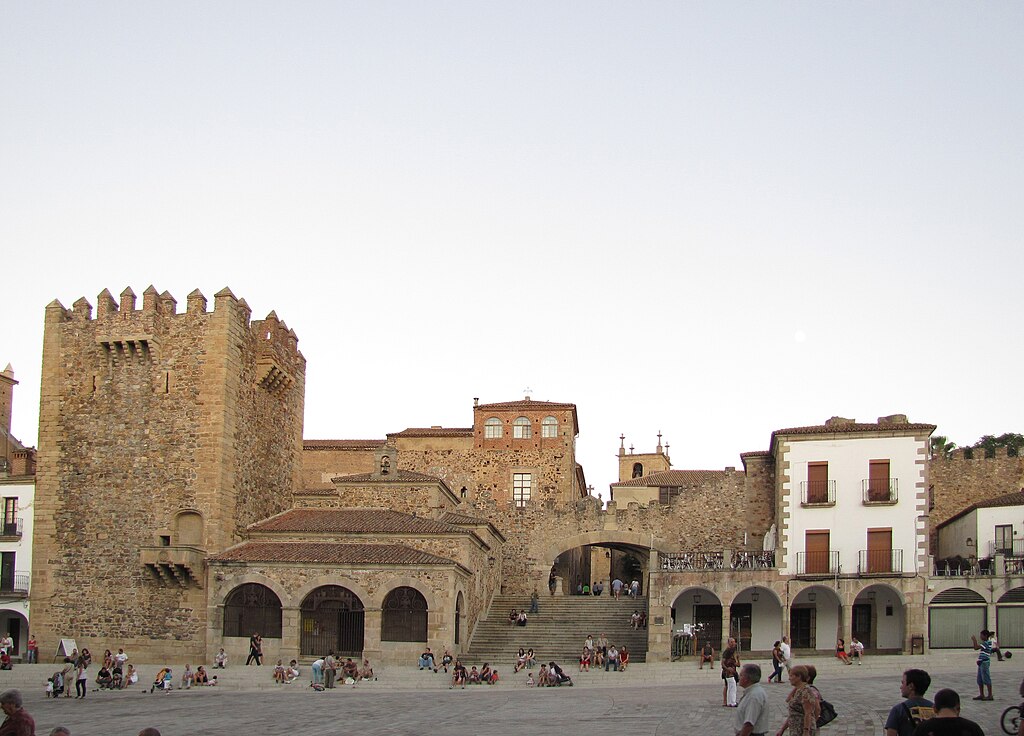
[857,548,903,574]
[861,478,898,504]
[0,573,29,595]
[800,480,836,506]
[795,550,839,575]
[730,550,776,569]
[660,552,725,571]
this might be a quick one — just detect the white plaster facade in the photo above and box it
[0,476,34,657]
[780,435,927,576]
[937,504,1024,560]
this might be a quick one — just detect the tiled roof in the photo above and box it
[439,511,489,526]
[772,422,936,438]
[476,399,576,411]
[210,542,454,566]
[387,428,473,438]
[248,509,462,535]
[611,470,727,488]
[740,451,770,459]
[331,469,444,484]
[295,488,336,496]
[303,440,384,450]
[937,491,1024,529]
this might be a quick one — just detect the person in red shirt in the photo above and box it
[0,690,34,736]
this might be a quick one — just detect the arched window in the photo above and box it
[300,585,365,657]
[381,586,428,642]
[541,416,558,438]
[484,417,502,439]
[632,463,644,478]
[223,583,282,638]
[513,417,532,439]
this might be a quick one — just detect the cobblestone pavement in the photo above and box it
[21,661,1024,736]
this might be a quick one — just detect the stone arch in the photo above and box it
[222,582,283,638]
[174,509,204,546]
[292,575,372,612]
[929,587,986,605]
[367,576,437,611]
[851,583,907,651]
[214,571,288,610]
[539,530,671,573]
[853,581,907,606]
[299,584,366,657]
[454,590,466,647]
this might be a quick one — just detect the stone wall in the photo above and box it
[301,444,379,489]
[31,287,305,661]
[929,448,1024,552]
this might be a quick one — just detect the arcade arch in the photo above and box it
[851,583,905,650]
[299,585,365,657]
[789,585,842,652]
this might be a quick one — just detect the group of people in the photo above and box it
[311,652,374,688]
[580,633,629,671]
[46,644,228,697]
[835,636,865,665]
[0,633,30,671]
[507,608,529,627]
[148,663,217,692]
[574,577,642,598]
[449,660,501,688]
[629,610,648,630]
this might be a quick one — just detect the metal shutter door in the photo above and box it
[929,607,986,648]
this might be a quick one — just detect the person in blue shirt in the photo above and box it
[970,629,994,701]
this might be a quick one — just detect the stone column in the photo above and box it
[280,606,301,661]
[363,608,382,663]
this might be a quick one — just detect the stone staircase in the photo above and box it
[463,593,650,666]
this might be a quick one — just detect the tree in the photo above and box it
[930,435,957,459]
[971,433,1024,458]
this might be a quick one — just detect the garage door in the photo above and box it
[996,587,1024,647]
[929,607,987,648]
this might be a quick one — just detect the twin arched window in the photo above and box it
[541,416,558,438]
[484,417,502,439]
[513,417,532,439]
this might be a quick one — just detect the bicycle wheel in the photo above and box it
[1000,705,1021,735]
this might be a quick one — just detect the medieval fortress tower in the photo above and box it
[31,286,304,660]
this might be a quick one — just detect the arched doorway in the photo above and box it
[732,586,783,652]
[928,587,987,648]
[852,583,905,651]
[222,583,283,639]
[790,585,842,652]
[997,586,1024,647]
[381,586,428,643]
[300,586,365,657]
[671,587,723,656]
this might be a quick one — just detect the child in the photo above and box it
[526,673,535,687]
[971,629,995,701]
[214,648,227,668]
[162,667,173,693]
[45,678,54,698]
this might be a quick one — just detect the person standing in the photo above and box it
[611,578,624,599]
[530,590,540,614]
[25,636,36,665]
[75,659,88,699]
[0,690,35,736]
[884,669,933,736]
[722,637,740,707]
[970,629,994,701]
[324,651,337,688]
[911,688,984,736]
[735,664,771,736]
[768,641,784,683]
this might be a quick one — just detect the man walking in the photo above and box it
[0,690,34,736]
[884,668,933,736]
[734,664,770,736]
[779,636,792,673]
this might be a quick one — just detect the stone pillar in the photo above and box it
[553,576,564,596]
[363,608,382,663]
[280,606,301,662]
[722,606,732,650]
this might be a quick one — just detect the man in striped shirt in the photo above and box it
[970,629,994,701]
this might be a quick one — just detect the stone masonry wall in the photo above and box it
[929,448,1024,553]
[31,287,304,661]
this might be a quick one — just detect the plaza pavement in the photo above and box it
[6,653,1023,736]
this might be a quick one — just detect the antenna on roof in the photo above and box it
[523,386,533,401]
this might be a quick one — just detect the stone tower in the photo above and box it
[31,286,305,660]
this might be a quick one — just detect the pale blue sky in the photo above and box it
[2,2,1021,493]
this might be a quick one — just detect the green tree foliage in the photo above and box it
[971,433,1024,458]
[930,435,957,459]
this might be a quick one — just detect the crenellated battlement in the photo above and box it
[935,447,1022,461]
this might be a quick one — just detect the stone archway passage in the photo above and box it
[300,586,365,657]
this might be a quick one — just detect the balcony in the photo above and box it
[800,480,836,506]
[660,550,777,572]
[862,478,898,505]
[858,548,903,575]
[795,550,839,576]
[140,545,206,588]
[0,518,22,540]
[0,573,30,597]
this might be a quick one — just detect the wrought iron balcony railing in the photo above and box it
[660,551,725,571]
[858,548,903,574]
[795,550,839,575]
[800,480,836,506]
[0,573,29,595]
[862,478,898,505]
[0,518,22,538]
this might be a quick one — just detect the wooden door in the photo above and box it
[807,462,828,503]
[805,531,830,574]
[867,529,892,573]
[869,460,890,501]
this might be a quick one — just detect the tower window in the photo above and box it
[513,417,532,439]
[484,417,502,439]
[541,416,558,438]
[513,473,532,508]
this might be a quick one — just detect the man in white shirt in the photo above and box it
[114,649,128,668]
[605,645,620,671]
[735,664,771,736]
[779,636,792,673]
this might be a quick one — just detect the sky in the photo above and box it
[1,2,1022,495]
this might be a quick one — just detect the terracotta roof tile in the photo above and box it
[210,542,454,566]
[388,428,473,438]
[439,511,489,526]
[611,469,727,488]
[772,422,936,437]
[248,509,462,535]
[475,399,576,411]
[303,440,384,450]
[331,469,444,484]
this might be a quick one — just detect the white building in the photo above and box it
[774,415,933,651]
[0,365,35,658]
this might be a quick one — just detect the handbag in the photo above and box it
[817,699,838,727]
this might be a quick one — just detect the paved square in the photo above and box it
[18,660,1024,736]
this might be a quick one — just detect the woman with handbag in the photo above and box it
[776,665,820,736]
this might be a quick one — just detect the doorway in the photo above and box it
[730,603,752,650]
[852,603,872,648]
[790,608,815,649]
